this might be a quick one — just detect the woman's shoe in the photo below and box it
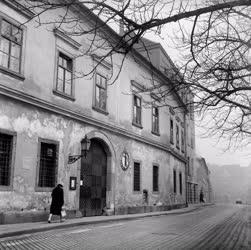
[48,220,51,223]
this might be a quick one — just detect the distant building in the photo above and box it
[0,0,196,223]
[195,157,213,203]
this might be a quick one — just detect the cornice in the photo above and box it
[54,28,81,50]
[131,80,145,92]
[1,0,35,19]
[0,84,186,163]
[92,54,112,70]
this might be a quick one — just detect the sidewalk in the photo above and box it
[0,203,214,239]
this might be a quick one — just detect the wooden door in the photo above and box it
[80,140,107,216]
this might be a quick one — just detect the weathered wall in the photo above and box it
[0,96,186,212]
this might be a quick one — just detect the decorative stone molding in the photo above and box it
[0,84,187,163]
[2,0,35,19]
[131,80,145,92]
[54,28,81,50]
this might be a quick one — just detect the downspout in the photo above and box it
[184,110,188,207]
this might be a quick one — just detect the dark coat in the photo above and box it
[50,185,64,215]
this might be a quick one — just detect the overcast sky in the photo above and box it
[195,125,251,167]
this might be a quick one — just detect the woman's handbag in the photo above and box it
[61,209,67,218]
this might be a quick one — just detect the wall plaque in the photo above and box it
[121,151,130,171]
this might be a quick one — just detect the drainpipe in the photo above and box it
[184,110,188,207]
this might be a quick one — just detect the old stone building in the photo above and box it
[0,0,195,223]
[187,156,213,204]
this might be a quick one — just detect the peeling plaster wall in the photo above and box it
[0,96,185,212]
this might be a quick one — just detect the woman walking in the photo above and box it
[48,184,64,223]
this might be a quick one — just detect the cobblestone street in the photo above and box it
[0,204,250,250]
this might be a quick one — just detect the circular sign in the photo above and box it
[121,151,130,171]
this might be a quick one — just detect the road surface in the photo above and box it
[0,204,250,249]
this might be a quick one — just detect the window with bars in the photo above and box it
[133,95,142,127]
[133,162,140,191]
[173,169,177,193]
[38,142,58,188]
[95,73,107,111]
[170,118,174,144]
[153,165,159,192]
[179,172,182,194]
[0,133,13,186]
[176,124,180,149]
[0,18,23,73]
[56,52,73,96]
[152,106,159,134]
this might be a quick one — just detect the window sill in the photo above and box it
[0,185,13,191]
[133,190,141,194]
[53,89,75,101]
[0,66,25,81]
[151,131,160,136]
[152,190,159,194]
[132,122,143,129]
[92,106,109,115]
[35,186,54,192]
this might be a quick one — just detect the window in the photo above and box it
[176,124,180,149]
[153,165,159,192]
[38,141,58,188]
[56,52,73,96]
[181,130,185,152]
[170,118,174,144]
[95,73,107,111]
[0,19,23,73]
[133,162,140,191]
[152,106,159,134]
[0,133,13,186]
[179,172,182,194]
[173,169,176,193]
[133,95,142,127]
[187,156,190,176]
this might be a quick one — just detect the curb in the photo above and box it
[0,204,214,239]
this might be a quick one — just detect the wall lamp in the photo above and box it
[68,135,91,164]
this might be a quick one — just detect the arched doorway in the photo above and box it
[79,139,107,216]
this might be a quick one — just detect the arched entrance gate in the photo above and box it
[79,138,108,216]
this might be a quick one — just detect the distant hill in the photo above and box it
[209,164,251,204]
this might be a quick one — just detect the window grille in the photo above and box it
[0,133,12,186]
[56,52,73,96]
[0,19,23,73]
[133,162,140,191]
[95,73,107,111]
[153,165,159,192]
[133,95,142,126]
[38,142,57,188]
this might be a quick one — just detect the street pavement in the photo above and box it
[0,204,250,249]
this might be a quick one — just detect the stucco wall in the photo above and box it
[0,97,186,212]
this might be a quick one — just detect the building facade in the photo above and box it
[187,156,213,204]
[0,0,195,223]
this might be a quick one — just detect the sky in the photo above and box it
[195,125,251,167]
